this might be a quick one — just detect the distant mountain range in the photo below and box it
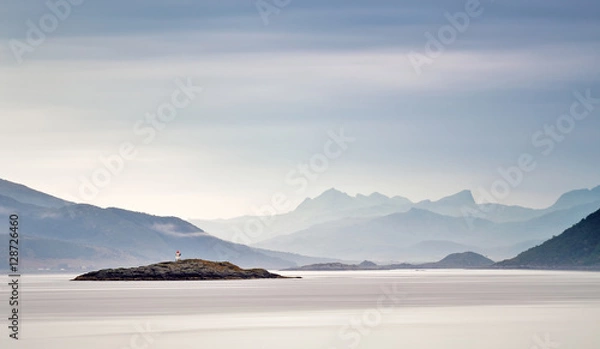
[497,208,600,269]
[192,186,600,247]
[2,177,599,271]
[243,188,600,262]
[0,179,335,271]
[253,203,598,262]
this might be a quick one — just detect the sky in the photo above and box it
[0,0,599,219]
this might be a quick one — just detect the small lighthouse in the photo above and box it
[175,250,182,261]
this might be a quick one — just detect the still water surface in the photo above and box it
[1,270,600,348]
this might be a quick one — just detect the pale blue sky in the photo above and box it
[1,0,599,218]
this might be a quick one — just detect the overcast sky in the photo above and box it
[1,0,599,219]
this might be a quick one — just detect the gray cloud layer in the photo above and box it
[0,0,599,218]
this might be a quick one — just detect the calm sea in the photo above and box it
[2,269,599,348]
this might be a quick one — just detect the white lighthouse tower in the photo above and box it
[175,250,182,261]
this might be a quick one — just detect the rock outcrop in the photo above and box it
[73,259,291,281]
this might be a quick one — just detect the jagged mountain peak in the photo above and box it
[321,187,351,198]
[301,188,352,204]
[431,190,476,206]
[415,190,473,205]
[294,188,354,212]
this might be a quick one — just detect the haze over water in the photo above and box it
[2,270,600,349]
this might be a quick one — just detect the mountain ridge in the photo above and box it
[0,178,72,208]
[192,185,600,243]
[255,200,600,262]
[497,208,600,268]
[0,178,332,270]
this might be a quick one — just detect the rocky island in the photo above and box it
[73,259,292,281]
